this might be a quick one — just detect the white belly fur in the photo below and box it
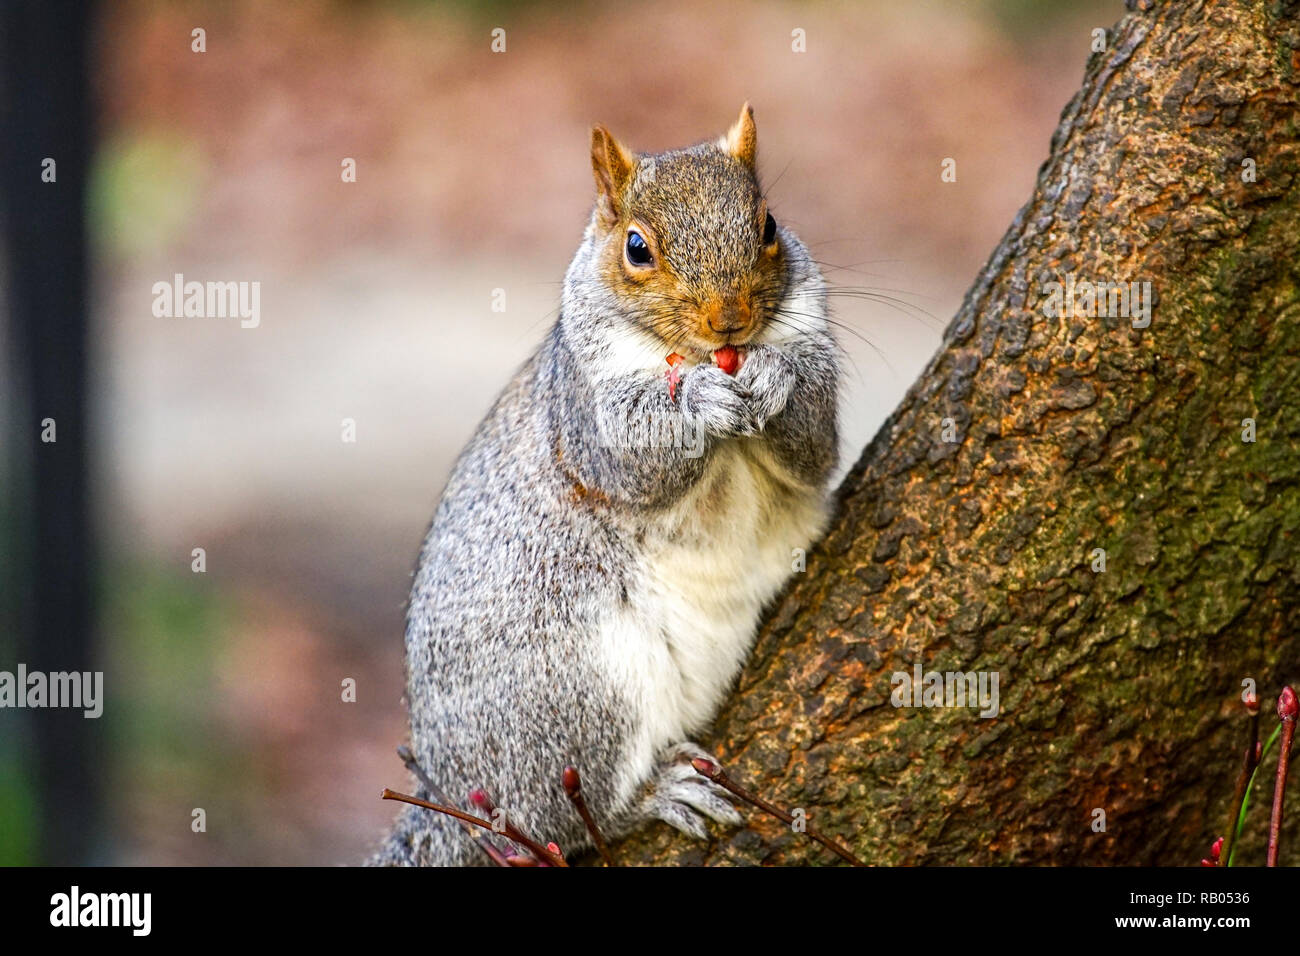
[597,439,828,805]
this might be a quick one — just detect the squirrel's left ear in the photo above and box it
[721,102,757,169]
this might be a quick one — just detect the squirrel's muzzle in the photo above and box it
[702,296,753,339]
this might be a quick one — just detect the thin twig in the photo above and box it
[1267,687,1297,866]
[1230,726,1278,867]
[382,788,568,867]
[690,757,866,866]
[395,745,510,867]
[1220,694,1260,868]
[563,766,615,866]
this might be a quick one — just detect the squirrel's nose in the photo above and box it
[706,299,751,334]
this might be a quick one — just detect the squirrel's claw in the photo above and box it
[640,743,744,838]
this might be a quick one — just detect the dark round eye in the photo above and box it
[763,211,777,245]
[626,230,652,266]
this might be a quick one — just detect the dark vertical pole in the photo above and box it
[0,0,102,864]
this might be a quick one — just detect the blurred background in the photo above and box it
[1,0,1118,864]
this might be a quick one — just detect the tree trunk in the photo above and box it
[610,0,1300,866]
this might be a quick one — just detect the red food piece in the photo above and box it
[713,345,740,375]
[665,352,686,401]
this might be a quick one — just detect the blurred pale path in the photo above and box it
[58,0,1123,862]
[104,256,943,545]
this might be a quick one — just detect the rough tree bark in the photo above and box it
[610,0,1300,866]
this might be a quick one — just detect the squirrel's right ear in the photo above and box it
[721,102,757,169]
[590,125,636,226]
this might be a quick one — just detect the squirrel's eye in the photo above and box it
[763,212,777,245]
[626,230,653,267]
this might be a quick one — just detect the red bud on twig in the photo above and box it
[562,765,616,866]
[1280,687,1298,721]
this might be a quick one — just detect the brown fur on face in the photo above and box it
[588,104,788,357]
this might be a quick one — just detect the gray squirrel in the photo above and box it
[372,104,839,865]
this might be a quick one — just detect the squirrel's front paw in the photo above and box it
[638,742,743,840]
[734,343,796,427]
[681,365,760,438]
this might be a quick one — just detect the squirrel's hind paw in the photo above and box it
[640,744,744,839]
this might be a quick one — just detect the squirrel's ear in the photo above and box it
[721,102,757,169]
[590,125,636,225]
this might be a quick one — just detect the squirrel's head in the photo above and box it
[585,103,790,357]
